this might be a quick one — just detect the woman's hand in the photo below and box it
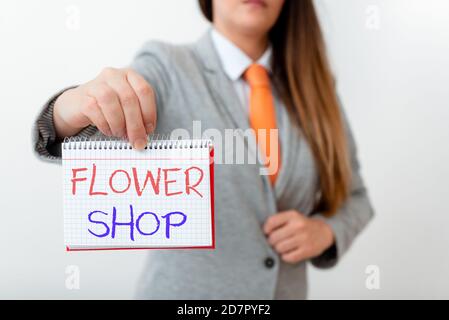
[263,210,335,264]
[53,67,157,150]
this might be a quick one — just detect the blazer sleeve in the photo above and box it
[32,41,172,163]
[311,107,375,269]
[32,87,98,163]
[129,41,173,115]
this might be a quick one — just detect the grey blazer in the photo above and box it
[33,30,374,299]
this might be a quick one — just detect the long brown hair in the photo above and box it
[199,0,351,216]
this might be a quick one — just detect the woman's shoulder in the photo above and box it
[131,39,205,100]
[134,39,197,68]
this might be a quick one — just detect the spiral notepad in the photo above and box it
[62,138,215,251]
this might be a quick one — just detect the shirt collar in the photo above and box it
[211,28,272,81]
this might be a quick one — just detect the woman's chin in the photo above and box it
[235,21,272,37]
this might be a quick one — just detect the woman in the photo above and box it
[33,0,374,299]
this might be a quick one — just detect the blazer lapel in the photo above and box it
[191,30,278,218]
[191,30,251,132]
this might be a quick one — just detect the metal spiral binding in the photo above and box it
[62,135,212,150]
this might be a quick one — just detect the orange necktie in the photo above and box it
[244,63,281,184]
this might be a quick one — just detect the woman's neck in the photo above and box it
[214,24,269,61]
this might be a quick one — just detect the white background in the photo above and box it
[0,0,448,299]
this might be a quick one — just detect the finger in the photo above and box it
[126,69,157,134]
[281,248,308,264]
[106,75,147,149]
[274,237,300,254]
[87,83,126,138]
[263,211,296,235]
[267,224,298,246]
[80,96,112,136]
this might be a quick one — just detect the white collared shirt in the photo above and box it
[211,28,291,193]
[211,29,273,113]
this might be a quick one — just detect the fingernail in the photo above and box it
[145,123,155,134]
[133,138,147,150]
[114,130,125,139]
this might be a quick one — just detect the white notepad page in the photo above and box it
[62,139,214,250]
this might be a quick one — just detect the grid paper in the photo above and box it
[62,139,213,249]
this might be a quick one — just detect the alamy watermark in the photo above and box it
[168,120,280,177]
[365,265,381,290]
[65,265,80,290]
